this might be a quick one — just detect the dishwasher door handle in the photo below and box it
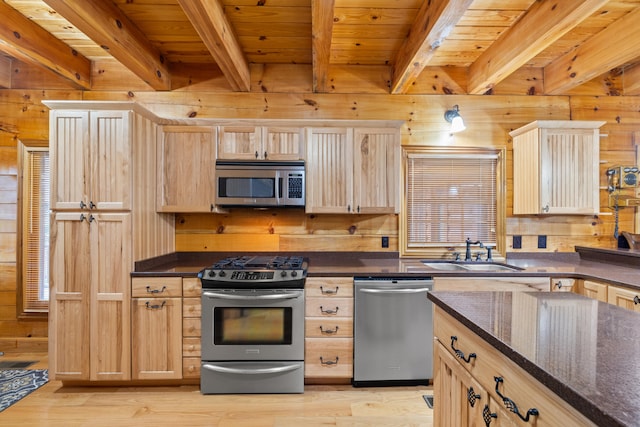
[358,287,431,294]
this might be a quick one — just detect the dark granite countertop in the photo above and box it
[132,247,640,291]
[428,291,640,427]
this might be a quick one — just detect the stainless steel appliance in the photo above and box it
[198,255,308,394]
[215,160,305,207]
[353,277,434,386]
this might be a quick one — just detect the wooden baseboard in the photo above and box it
[0,337,48,354]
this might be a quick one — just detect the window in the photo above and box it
[18,141,49,315]
[401,147,505,258]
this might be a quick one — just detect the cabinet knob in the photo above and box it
[255,150,259,158]
[542,204,549,212]
[80,200,87,209]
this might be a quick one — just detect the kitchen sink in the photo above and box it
[421,261,523,272]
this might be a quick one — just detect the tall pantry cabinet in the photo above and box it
[45,101,175,382]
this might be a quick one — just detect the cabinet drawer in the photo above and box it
[434,307,596,426]
[183,317,201,338]
[551,278,575,292]
[304,318,353,338]
[132,277,182,297]
[183,357,200,379]
[304,338,353,378]
[305,297,353,317]
[183,277,201,297]
[305,277,353,297]
[183,337,201,357]
[183,297,201,317]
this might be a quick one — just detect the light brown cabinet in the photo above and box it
[157,126,217,212]
[576,279,608,302]
[304,277,354,380]
[433,307,596,426]
[217,125,304,160]
[511,120,604,215]
[46,102,175,383]
[131,277,183,380]
[434,276,550,292]
[182,277,202,380]
[49,212,131,381]
[607,285,640,312]
[50,110,131,211]
[550,277,575,292]
[305,127,400,214]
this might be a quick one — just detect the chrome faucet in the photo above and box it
[465,238,484,261]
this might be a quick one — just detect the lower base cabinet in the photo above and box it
[433,307,596,426]
[131,277,183,380]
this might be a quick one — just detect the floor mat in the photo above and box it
[0,369,48,412]
[0,361,36,370]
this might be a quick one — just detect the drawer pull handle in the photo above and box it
[320,306,339,315]
[494,376,539,422]
[145,301,166,310]
[319,356,338,366]
[319,326,339,334]
[146,285,167,294]
[467,386,481,407]
[482,405,497,426]
[634,295,639,305]
[320,286,339,295]
[451,336,476,363]
[554,281,563,289]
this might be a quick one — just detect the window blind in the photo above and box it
[23,149,50,312]
[406,153,497,248]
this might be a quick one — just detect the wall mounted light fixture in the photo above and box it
[444,105,466,133]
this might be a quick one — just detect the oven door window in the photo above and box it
[218,177,276,198]
[214,307,292,345]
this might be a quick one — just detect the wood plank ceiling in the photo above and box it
[0,0,639,95]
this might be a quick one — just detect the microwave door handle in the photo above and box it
[275,171,283,205]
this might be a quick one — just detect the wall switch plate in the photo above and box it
[538,235,547,249]
[513,235,522,249]
[381,236,389,248]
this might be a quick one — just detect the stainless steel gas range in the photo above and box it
[198,255,308,394]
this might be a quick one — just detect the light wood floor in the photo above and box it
[1,352,433,427]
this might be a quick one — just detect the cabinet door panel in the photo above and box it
[353,128,400,214]
[263,126,304,160]
[157,126,216,212]
[50,111,90,210]
[90,213,131,381]
[305,128,353,213]
[132,298,183,380]
[218,125,261,159]
[49,213,91,380]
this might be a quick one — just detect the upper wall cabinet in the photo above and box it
[217,125,304,160]
[510,120,605,215]
[305,127,400,214]
[50,110,131,211]
[157,126,217,212]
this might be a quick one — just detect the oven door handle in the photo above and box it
[202,291,301,301]
[202,363,302,375]
[358,287,431,294]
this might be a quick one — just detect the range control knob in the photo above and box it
[291,270,298,277]
[281,270,288,277]
[219,270,226,277]
[207,270,216,278]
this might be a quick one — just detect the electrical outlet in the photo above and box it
[381,236,389,248]
[513,235,522,249]
[538,235,547,249]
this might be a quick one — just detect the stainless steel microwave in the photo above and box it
[215,160,305,207]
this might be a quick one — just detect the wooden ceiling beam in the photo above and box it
[311,0,335,93]
[544,7,640,95]
[390,0,474,94]
[42,0,171,91]
[0,1,91,89]
[177,0,250,92]
[468,0,607,95]
[0,55,11,88]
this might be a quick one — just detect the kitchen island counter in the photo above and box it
[429,290,640,427]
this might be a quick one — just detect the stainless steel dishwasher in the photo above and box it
[353,277,433,386]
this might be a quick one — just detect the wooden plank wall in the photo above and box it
[0,61,638,339]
